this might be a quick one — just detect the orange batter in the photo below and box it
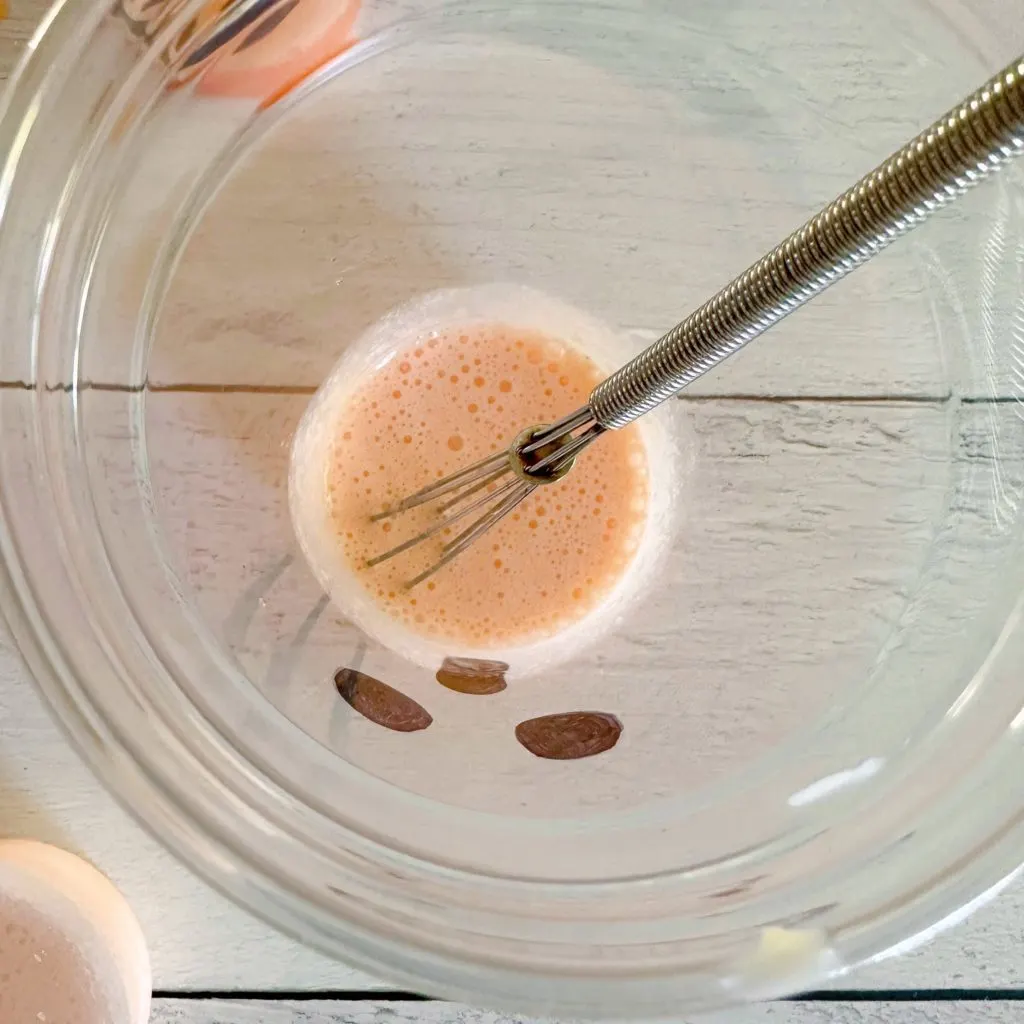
[326,323,650,647]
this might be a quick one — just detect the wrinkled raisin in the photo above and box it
[435,656,509,695]
[515,712,621,760]
[335,668,432,732]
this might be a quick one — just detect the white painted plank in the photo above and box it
[149,999,1024,1024]
[11,622,1024,1002]
[0,14,364,989]
[0,636,381,991]
[128,390,1021,828]
[7,0,1024,398]
[140,393,899,810]
[129,5,1024,399]
[6,0,1024,1000]
[4,387,1017,988]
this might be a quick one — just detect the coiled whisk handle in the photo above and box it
[588,55,1024,430]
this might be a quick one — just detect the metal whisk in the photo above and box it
[370,54,1024,588]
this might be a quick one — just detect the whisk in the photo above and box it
[370,54,1024,588]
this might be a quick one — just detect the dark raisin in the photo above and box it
[335,668,432,732]
[435,656,509,695]
[515,712,622,760]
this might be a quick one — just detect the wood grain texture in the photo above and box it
[149,1000,1024,1024]
[26,386,1024,986]
[11,0,1020,397]
[134,391,994,822]
[128,4,1024,398]
[6,0,1024,1002]
[0,634,379,992]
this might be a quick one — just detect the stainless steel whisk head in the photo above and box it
[366,407,604,588]
[368,53,1024,587]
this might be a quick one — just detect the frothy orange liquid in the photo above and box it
[327,323,649,646]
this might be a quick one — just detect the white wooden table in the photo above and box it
[4,1,1024,1021]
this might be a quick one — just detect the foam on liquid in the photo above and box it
[291,286,677,672]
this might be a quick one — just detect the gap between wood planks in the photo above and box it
[6,379,1024,407]
[151,988,1024,1002]
[0,380,983,403]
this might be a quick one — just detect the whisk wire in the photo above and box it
[404,481,536,589]
[519,407,597,455]
[365,474,523,569]
[369,52,1024,586]
[527,422,605,476]
[435,465,512,513]
[369,449,508,522]
[366,408,600,586]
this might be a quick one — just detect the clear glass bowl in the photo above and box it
[2,0,1024,1014]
